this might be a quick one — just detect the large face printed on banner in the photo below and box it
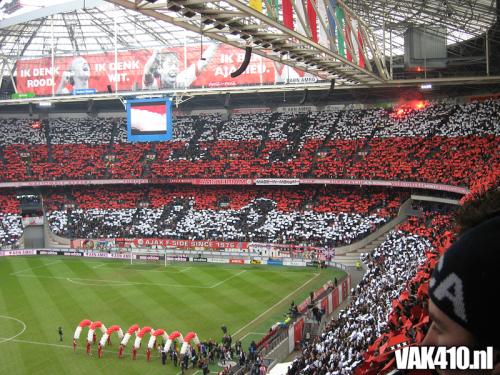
[69,57,91,85]
[157,52,180,88]
[58,57,91,94]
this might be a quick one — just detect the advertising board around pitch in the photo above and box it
[126,98,173,142]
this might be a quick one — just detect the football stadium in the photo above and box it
[0,0,499,374]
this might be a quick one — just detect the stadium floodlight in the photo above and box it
[38,101,52,107]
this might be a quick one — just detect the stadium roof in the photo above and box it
[0,0,498,89]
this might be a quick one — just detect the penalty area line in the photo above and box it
[12,273,210,289]
[9,260,61,276]
[210,270,247,289]
[65,278,139,287]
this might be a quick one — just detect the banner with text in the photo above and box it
[16,44,318,95]
[71,237,248,250]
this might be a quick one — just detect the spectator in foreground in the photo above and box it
[422,189,500,374]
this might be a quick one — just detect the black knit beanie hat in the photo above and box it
[429,215,500,349]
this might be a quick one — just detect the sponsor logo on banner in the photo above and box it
[306,261,319,267]
[193,179,253,186]
[232,107,272,114]
[73,88,96,95]
[267,259,283,266]
[0,249,37,256]
[323,104,346,111]
[83,252,111,258]
[11,92,36,99]
[255,179,300,186]
[138,255,160,261]
[63,251,83,256]
[276,105,317,113]
[249,243,272,252]
[38,250,59,256]
[229,259,245,264]
[283,259,306,266]
[250,259,262,265]
[151,178,194,184]
[166,256,189,262]
[211,258,229,264]
[110,253,131,259]
[192,257,208,262]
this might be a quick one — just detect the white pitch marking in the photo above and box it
[13,273,208,289]
[92,263,107,269]
[233,272,320,338]
[238,332,267,342]
[10,260,61,276]
[65,278,138,287]
[179,267,192,273]
[0,315,27,344]
[209,270,247,289]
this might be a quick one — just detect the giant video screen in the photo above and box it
[126,98,172,142]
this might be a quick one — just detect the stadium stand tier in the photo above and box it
[43,186,407,247]
[0,100,498,186]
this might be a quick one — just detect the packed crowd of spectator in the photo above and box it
[286,211,454,375]
[0,194,22,247]
[0,213,22,247]
[0,99,498,186]
[44,186,406,247]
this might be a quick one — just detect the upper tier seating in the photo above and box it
[0,100,498,187]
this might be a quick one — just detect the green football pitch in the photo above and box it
[0,256,345,375]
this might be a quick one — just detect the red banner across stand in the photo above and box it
[16,44,314,95]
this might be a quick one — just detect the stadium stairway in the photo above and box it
[41,201,71,248]
[43,220,71,248]
[0,144,6,165]
[332,198,414,266]
[331,194,460,266]
[108,119,119,152]
[44,119,54,163]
